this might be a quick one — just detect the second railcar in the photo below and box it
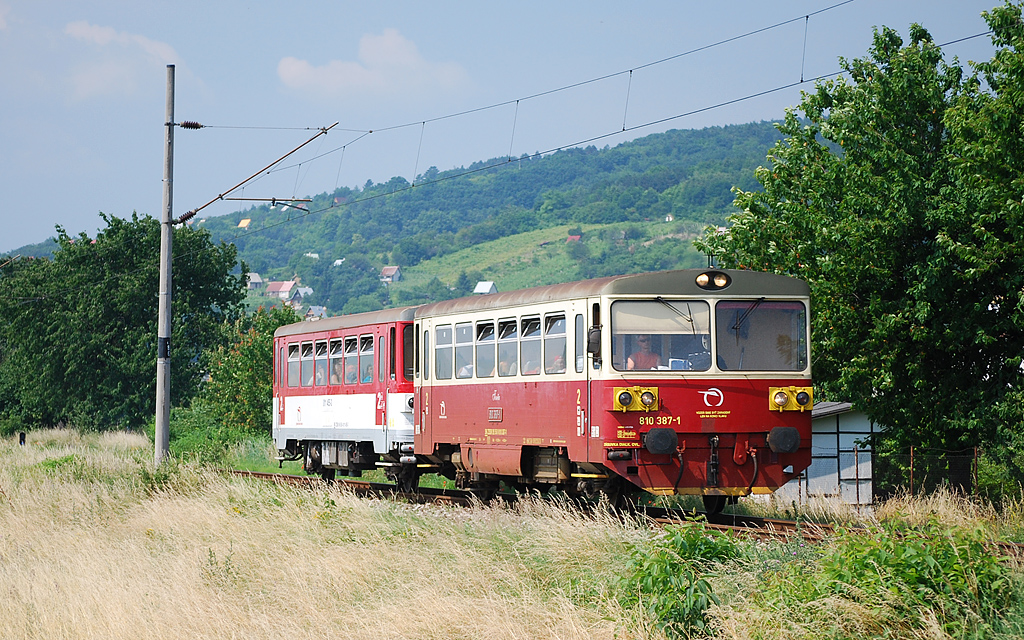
[272,307,418,487]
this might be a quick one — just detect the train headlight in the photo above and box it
[614,386,659,411]
[696,271,731,290]
[617,391,634,408]
[768,386,813,412]
[772,390,790,408]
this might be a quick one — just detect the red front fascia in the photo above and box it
[594,376,812,494]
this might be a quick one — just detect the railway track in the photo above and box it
[228,471,1024,555]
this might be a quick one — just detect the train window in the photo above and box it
[359,335,374,383]
[610,300,711,372]
[544,314,567,374]
[314,340,329,386]
[422,330,430,381]
[329,339,344,384]
[715,300,807,371]
[378,336,386,383]
[344,337,358,384]
[435,325,453,380]
[521,316,541,376]
[497,319,518,376]
[455,323,474,379]
[389,327,397,381]
[403,325,414,381]
[475,322,496,378]
[287,344,300,387]
[575,314,585,373]
[300,342,315,386]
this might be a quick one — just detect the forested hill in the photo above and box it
[11,121,782,314]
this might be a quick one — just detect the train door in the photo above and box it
[413,321,431,454]
[376,332,387,433]
[585,299,601,463]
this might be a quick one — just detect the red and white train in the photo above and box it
[272,268,813,510]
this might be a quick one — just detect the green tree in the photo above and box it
[200,305,299,435]
[0,213,245,431]
[697,10,1024,458]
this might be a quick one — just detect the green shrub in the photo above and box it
[787,519,1017,635]
[620,522,739,637]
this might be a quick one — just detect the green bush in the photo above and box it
[620,522,739,637]
[783,519,1017,635]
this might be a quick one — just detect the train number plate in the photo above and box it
[488,408,503,422]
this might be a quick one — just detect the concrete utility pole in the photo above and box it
[155,64,174,466]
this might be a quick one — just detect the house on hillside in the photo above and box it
[246,272,264,290]
[305,306,327,320]
[265,280,295,299]
[473,281,497,295]
[380,266,402,283]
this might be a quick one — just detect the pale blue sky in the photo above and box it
[0,0,1001,252]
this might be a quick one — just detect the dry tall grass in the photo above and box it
[0,430,664,640]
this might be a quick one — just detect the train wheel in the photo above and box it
[702,495,727,514]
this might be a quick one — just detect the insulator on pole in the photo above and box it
[179,120,203,130]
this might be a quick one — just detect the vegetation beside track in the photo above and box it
[3,429,1023,640]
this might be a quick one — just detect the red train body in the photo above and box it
[273,269,813,507]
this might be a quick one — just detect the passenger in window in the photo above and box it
[362,364,373,383]
[550,355,566,373]
[315,367,326,386]
[345,363,358,384]
[627,335,662,370]
[331,362,343,385]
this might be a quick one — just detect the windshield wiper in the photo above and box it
[655,296,696,330]
[731,297,765,333]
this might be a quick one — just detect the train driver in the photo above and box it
[627,334,662,370]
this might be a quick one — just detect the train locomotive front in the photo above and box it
[412,269,813,508]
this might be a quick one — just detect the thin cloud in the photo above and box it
[63,20,180,100]
[278,28,467,97]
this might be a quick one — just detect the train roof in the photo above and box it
[273,270,808,337]
[274,306,418,338]
[415,268,808,318]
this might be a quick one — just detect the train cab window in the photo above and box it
[329,339,344,384]
[403,325,414,382]
[575,314,585,373]
[498,319,518,377]
[544,314,567,374]
[715,300,807,371]
[378,336,386,383]
[475,322,496,378]
[610,300,711,372]
[314,340,329,386]
[287,344,301,387]
[300,342,315,386]
[435,325,453,380]
[344,337,358,384]
[359,335,374,383]
[455,323,474,379]
[521,316,541,376]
